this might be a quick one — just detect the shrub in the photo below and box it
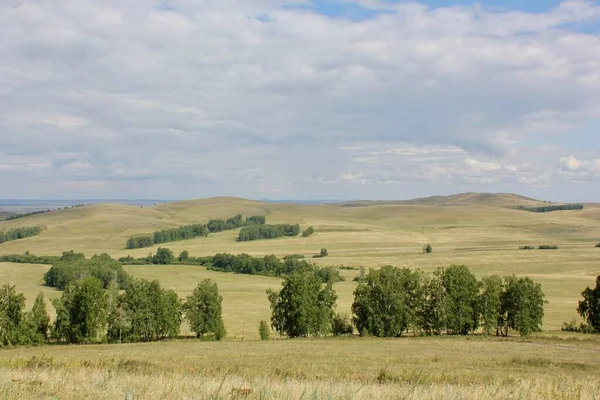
[332,314,353,336]
[259,320,270,340]
[519,246,535,250]
[562,319,594,334]
[302,226,315,237]
[178,250,190,262]
[320,248,328,258]
[538,245,558,250]
[423,244,433,254]
[595,243,600,248]
[152,248,174,265]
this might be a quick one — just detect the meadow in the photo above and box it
[1,194,600,398]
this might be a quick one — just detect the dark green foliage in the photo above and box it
[514,204,584,213]
[519,246,535,250]
[30,293,50,341]
[44,253,130,290]
[152,247,175,265]
[0,252,59,264]
[538,245,558,250]
[238,224,301,241]
[267,268,337,338]
[245,215,266,226]
[314,266,345,283]
[423,244,433,254]
[500,276,545,336]
[353,266,366,282]
[577,275,600,333]
[52,278,108,344]
[0,226,41,244]
[352,266,425,337]
[111,279,182,342]
[320,248,328,258]
[332,313,353,336]
[153,224,208,244]
[259,320,270,340]
[595,243,600,248]
[302,226,315,237]
[184,280,225,340]
[178,250,189,262]
[126,235,153,249]
[479,275,503,335]
[207,214,244,232]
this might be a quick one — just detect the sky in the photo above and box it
[1,0,599,202]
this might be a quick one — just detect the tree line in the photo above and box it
[238,224,300,241]
[125,215,267,249]
[1,278,225,347]
[268,265,545,338]
[0,226,41,244]
[513,204,584,213]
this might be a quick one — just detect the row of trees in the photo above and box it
[1,278,225,346]
[513,204,584,213]
[44,252,130,290]
[238,224,301,241]
[2,210,50,221]
[268,265,545,338]
[0,226,41,243]
[0,252,59,264]
[125,215,267,249]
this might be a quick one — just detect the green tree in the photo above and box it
[440,265,480,335]
[267,268,337,338]
[320,248,328,258]
[332,313,353,336]
[577,275,600,332]
[178,250,190,262]
[29,293,50,341]
[352,266,424,337]
[423,244,433,254]
[501,276,545,336]
[259,320,270,340]
[152,248,174,265]
[0,285,26,346]
[302,226,315,237]
[183,280,225,340]
[479,275,503,335]
[52,277,108,344]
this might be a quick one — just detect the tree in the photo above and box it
[320,248,328,258]
[0,285,26,346]
[440,265,480,335]
[52,277,108,344]
[577,275,600,332]
[501,276,545,336]
[352,266,424,337]
[259,320,270,340]
[30,293,50,341]
[267,268,337,338]
[178,250,190,262]
[302,226,315,237]
[423,244,433,254]
[152,248,174,265]
[479,275,503,335]
[184,280,225,340]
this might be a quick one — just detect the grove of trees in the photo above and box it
[126,215,267,249]
[513,204,584,213]
[238,224,301,241]
[0,226,41,243]
[44,252,130,290]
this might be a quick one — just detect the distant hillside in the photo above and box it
[0,211,17,220]
[342,193,548,208]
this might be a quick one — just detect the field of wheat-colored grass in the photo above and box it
[1,196,600,398]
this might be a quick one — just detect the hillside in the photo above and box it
[342,192,549,207]
[0,211,16,220]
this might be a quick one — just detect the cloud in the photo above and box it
[0,0,599,200]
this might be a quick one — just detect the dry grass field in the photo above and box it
[1,194,600,398]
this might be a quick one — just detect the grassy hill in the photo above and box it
[342,192,551,207]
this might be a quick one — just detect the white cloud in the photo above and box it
[0,0,599,199]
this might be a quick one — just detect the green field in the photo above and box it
[1,194,600,398]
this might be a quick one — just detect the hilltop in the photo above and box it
[342,192,549,207]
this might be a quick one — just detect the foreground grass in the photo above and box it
[2,336,600,399]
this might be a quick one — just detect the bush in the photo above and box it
[259,320,270,340]
[302,226,315,237]
[152,248,174,265]
[423,244,433,254]
[595,243,600,248]
[519,246,535,250]
[332,314,353,336]
[320,248,328,258]
[538,245,558,250]
[562,319,594,334]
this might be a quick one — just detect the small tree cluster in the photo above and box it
[44,252,130,290]
[267,267,337,338]
[0,286,49,347]
[351,265,545,337]
[0,226,41,243]
[577,275,600,333]
[538,245,558,250]
[302,226,315,237]
[238,224,300,241]
[152,247,175,265]
[259,320,270,340]
[519,246,535,250]
[0,252,59,264]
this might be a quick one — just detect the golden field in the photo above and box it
[1,194,600,398]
